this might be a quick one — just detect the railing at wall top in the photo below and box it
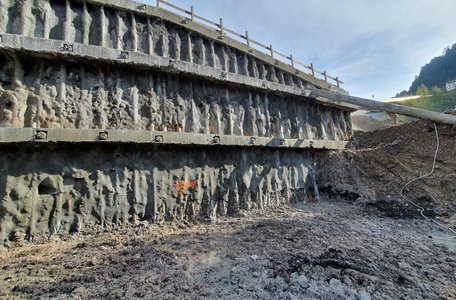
[155,0,343,87]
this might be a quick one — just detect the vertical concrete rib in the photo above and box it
[18,0,26,35]
[131,13,137,52]
[187,33,193,63]
[42,2,50,39]
[132,86,139,125]
[173,30,180,60]
[95,69,107,129]
[226,87,233,135]
[115,10,121,50]
[161,30,169,58]
[233,54,238,74]
[12,56,23,84]
[147,18,153,54]
[100,6,106,47]
[147,74,155,130]
[221,46,228,71]
[0,1,7,33]
[63,0,71,41]
[259,63,266,80]
[242,54,248,76]
[36,63,44,128]
[58,64,67,122]
[82,1,89,44]
[200,38,206,66]
[210,40,216,68]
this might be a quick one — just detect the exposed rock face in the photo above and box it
[0,144,320,243]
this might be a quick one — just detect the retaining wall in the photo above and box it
[0,0,354,244]
[0,143,321,243]
[0,52,351,140]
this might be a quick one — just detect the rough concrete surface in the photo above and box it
[0,144,322,244]
[0,1,353,244]
[0,0,342,92]
[0,0,354,242]
[0,52,351,140]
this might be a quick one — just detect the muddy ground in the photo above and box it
[1,119,455,300]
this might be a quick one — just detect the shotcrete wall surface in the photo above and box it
[0,143,322,243]
[0,0,354,243]
[0,52,352,140]
[0,0,345,93]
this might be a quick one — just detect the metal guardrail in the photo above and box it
[155,0,343,87]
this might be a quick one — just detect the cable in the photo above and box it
[399,123,456,238]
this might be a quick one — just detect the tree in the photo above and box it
[394,90,409,98]
[408,43,456,94]
[416,84,429,97]
[431,86,444,98]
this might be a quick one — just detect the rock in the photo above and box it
[398,261,411,269]
[138,221,149,228]
[329,278,342,287]
[359,290,372,300]
[296,275,309,289]
[288,292,299,300]
[250,254,259,261]
[87,257,98,266]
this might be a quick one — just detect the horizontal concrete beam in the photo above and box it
[0,128,351,150]
[0,34,355,112]
[77,0,346,94]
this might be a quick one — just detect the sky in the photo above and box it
[141,0,456,100]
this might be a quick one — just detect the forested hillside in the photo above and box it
[407,43,456,94]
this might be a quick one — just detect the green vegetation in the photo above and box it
[392,42,456,117]
[391,87,456,118]
[408,43,456,94]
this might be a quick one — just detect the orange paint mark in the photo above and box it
[174,179,199,196]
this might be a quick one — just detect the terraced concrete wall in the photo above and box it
[0,0,354,244]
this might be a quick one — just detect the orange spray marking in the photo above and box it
[174,179,199,196]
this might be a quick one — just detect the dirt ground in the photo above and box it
[1,119,455,300]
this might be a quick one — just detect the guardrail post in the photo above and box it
[245,31,250,48]
[336,77,340,87]
[290,54,294,67]
[310,63,315,76]
[323,71,327,82]
[269,44,274,57]
[219,18,224,39]
[190,6,195,21]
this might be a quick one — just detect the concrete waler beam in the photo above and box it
[309,89,456,125]
[0,128,351,150]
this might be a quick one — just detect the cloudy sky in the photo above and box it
[142,0,456,100]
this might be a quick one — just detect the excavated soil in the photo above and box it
[1,120,455,300]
